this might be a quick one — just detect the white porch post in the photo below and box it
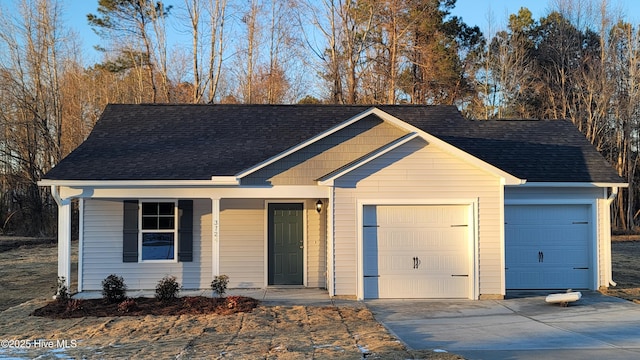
[211,197,220,277]
[57,198,72,291]
[50,185,72,293]
[327,188,335,297]
[77,198,84,292]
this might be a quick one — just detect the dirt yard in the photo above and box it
[0,239,461,359]
[603,239,640,303]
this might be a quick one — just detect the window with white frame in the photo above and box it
[140,201,177,261]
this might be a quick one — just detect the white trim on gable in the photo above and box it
[368,108,525,185]
[317,132,420,185]
[235,107,381,179]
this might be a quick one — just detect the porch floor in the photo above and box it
[73,288,355,306]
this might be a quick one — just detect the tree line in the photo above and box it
[0,0,636,235]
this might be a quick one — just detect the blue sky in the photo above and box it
[453,0,640,31]
[57,0,640,64]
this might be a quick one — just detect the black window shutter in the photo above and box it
[178,200,194,262]
[123,200,139,262]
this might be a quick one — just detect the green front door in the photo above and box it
[268,203,304,285]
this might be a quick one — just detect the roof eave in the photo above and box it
[38,178,240,187]
[508,181,629,188]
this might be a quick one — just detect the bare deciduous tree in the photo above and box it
[88,0,173,103]
[0,0,77,235]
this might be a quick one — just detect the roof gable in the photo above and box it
[309,108,523,186]
[240,113,411,185]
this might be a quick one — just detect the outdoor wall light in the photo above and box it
[316,200,323,213]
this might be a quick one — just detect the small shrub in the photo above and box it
[156,275,181,302]
[55,276,70,302]
[211,275,229,298]
[102,274,127,303]
[117,298,138,313]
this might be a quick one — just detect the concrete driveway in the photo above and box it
[366,292,640,359]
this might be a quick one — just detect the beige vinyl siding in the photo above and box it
[82,198,212,290]
[333,137,503,297]
[83,198,326,291]
[219,199,265,288]
[242,116,408,185]
[305,199,327,288]
[218,198,327,288]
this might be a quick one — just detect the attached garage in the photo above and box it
[505,204,593,290]
[363,205,473,299]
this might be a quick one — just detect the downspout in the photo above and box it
[51,185,63,207]
[607,187,619,287]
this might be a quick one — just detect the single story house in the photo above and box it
[39,104,627,300]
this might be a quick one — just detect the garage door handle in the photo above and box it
[451,274,468,277]
[573,267,589,270]
[413,257,421,269]
[538,251,544,263]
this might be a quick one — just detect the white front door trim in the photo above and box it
[264,200,307,287]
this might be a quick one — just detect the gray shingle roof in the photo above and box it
[434,120,622,183]
[42,104,623,184]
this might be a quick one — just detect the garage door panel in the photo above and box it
[507,204,590,225]
[374,275,469,299]
[378,228,463,251]
[378,206,468,227]
[441,254,469,274]
[506,204,592,290]
[363,205,471,299]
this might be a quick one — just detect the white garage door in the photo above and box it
[505,204,592,290]
[363,205,471,299]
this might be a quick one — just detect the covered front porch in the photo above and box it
[46,183,332,297]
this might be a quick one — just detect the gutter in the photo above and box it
[39,179,238,187]
[607,187,619,287]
